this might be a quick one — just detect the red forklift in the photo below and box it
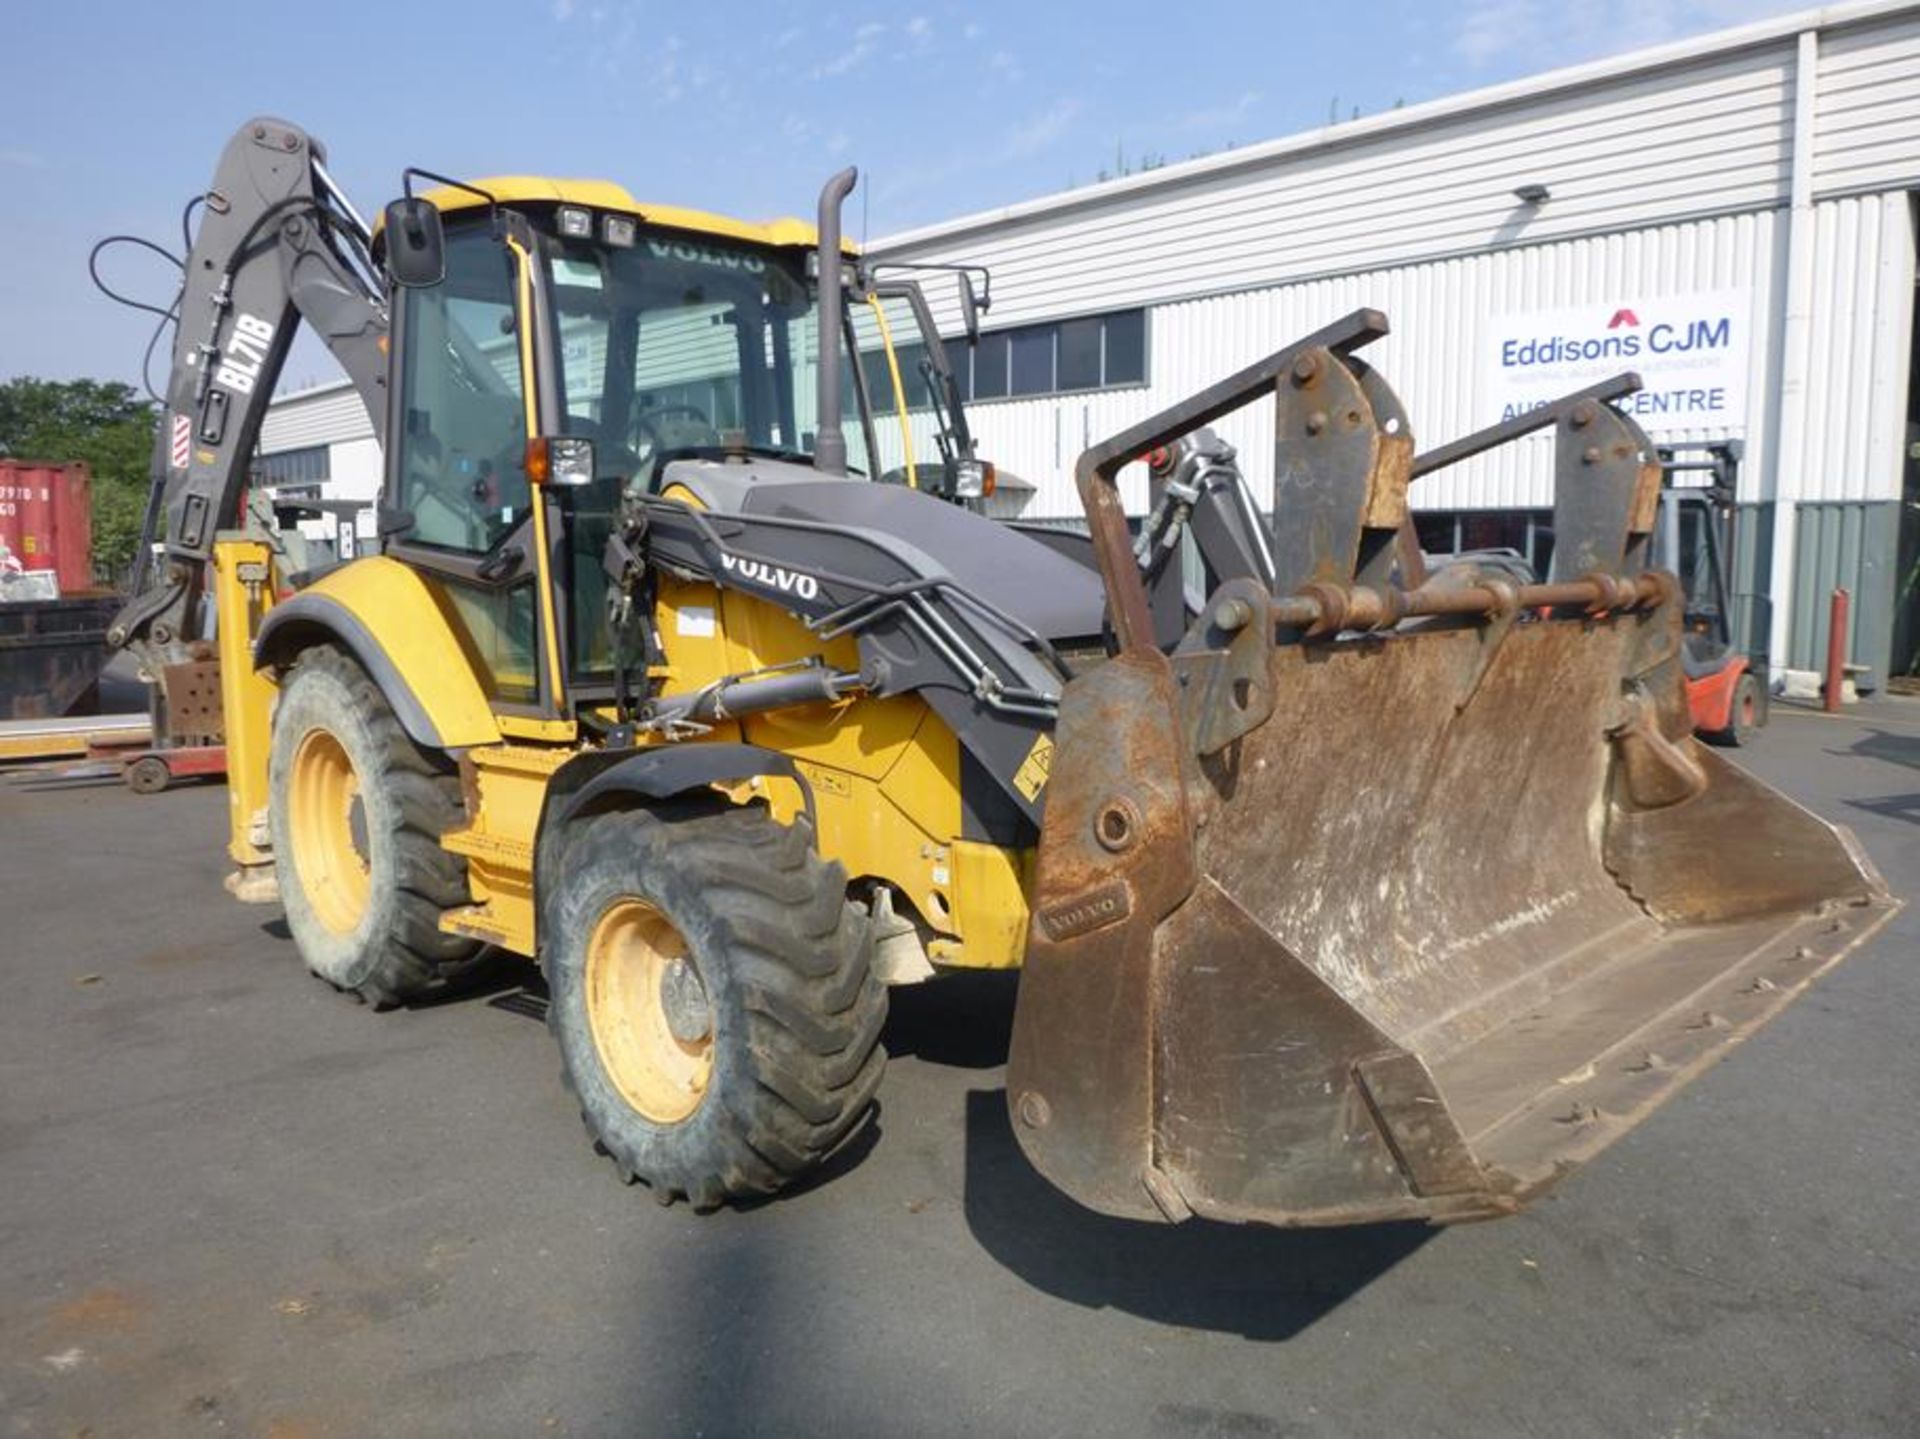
[1654,441,1767,746]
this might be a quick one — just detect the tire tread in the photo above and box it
[547,804,885,1207]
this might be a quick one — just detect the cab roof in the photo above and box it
[419,175,856,253]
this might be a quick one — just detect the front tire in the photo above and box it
[268,646,481,1007]
[545,805,886,1209]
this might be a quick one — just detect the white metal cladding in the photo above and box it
[1779,190,1916,503]
[883,46,1795,337]
[328,437,383,502]
[259,382,374,453]
[1814,11,1920,194]
[879,7,1920,338]
[868,4,1920,525]
[959,209,1791,519]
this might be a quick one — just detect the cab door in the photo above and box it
[382,218,568,727]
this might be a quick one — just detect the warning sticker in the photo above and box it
[1013,732,1054,802]
[170,414,191,471]
[795,761,852,799]
[675,605,716,638]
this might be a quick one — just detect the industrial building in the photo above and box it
[260,0,1920,681]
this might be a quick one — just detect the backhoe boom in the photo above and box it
[109,117,387,711]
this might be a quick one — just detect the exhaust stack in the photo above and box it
[813,166,857,477]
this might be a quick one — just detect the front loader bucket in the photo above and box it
[1006,311,1900,1228]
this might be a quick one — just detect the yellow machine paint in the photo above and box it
[227,552,1032,968]
[307,557,1035,965]
[649,564,1030,968]
[223,373,1029,976]
[410,177,844,257]
[288,557,503,745]
[211,537,279,894]
[505,233,573,719]
[230,561,1034,965]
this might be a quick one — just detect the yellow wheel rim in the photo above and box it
[584,899,714,1124]
[288,728,371,935]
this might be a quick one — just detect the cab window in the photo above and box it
[847,293,953,487]
[395,226,530,553]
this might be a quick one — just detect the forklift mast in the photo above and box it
[1654,440,1767,668]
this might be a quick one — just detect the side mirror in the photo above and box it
[383,197,446,288]
[958,275,982,345]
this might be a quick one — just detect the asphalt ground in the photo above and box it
[1,701,1916,1438]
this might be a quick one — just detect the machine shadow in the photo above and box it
[1837,726,1920,773]
[882,969,1017,1069]
[5,770,125,792]
[887,967,1433,1337]
[254,918,543,1011]
[411,949,536,1009]
[960,1090,1433,1340]
[1846,792,1920,827]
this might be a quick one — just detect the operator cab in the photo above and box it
[374,179,1098,719]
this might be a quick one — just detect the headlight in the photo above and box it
[952,459,995,499]
[525,435,597,487]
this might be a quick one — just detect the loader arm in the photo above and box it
[107,117,388,715]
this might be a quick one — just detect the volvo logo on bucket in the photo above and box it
[1480,288,1751,432]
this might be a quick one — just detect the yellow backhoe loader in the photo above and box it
[105,116,1898,1224]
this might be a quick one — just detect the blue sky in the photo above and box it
[2,0,1803,389]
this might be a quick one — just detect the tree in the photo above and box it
[0,378,157,582]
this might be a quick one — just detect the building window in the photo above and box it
[1103,309,1147,384]
[945,308,1149,404]
[253,444,330,486]
[1008,328,1053,396]
[970,332,1010,400]
[1056,317,1102,391]
[1413,509,1556,578]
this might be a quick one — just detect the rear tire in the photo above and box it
[268,646,481,1008]
[1709,670,1763,748]
[544,805,886,1209]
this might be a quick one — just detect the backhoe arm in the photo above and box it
[109,117,388,699]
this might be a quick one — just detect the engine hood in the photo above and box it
[657,457,1107,643]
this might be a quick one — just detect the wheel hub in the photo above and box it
[287,727,371,935]
[659,957,713,1044]
[583,899,714,1124]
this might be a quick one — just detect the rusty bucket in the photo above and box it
[1005,312,1900,1228]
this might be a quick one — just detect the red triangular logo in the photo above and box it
[1607,308,1640,329]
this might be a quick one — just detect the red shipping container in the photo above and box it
[0,459,96,594]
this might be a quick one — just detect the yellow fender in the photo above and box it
[253,556,500,750]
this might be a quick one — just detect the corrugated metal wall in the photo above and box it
[876,5,1920,531]
[1789,500,1903,680]
[1729,503,1777,658]
[882,47,1795,332]
[1814,11,1920,194]
[952,209,1784,517]
[1776,190,1917,506]
[259,382,376,453]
